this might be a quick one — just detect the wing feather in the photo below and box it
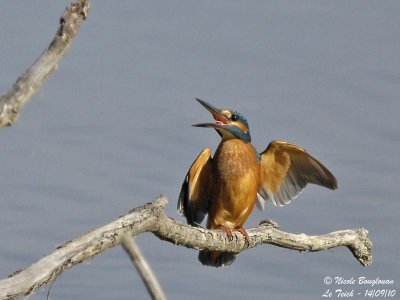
[258,141,337,207]
[177,148,213,225]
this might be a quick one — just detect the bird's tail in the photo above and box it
[198,250,236,267]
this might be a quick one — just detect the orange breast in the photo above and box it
[207,139,260,229]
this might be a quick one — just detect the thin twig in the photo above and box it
[121,235,166,300]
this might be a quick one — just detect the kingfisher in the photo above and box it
[177,98,337,267]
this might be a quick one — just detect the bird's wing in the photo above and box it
[258,141,337,207]
[177,148,213,225]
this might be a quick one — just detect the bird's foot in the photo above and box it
[215,226,250,246]
[233,227,250,247]
[216,225,234,241]
[259,219,280,229]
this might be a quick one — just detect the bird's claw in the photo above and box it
[216,226,250,246]
[234,227,250,247]
[217,226,234,241]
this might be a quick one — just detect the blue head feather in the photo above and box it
[219,109,251,143]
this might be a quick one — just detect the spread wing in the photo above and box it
[177,148,213,225]
[258,141,337,207]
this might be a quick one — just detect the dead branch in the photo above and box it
[0,195,372,300]
[121,236,166,300]
[0,0,90,127]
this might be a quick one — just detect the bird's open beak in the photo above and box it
[193,98,230,128]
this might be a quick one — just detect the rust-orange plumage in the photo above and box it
[178,99,337,267]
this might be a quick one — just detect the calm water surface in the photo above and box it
[0,2,399,299]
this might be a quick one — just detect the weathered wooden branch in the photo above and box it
[121,235,166,300]
[0,0,90,127]
[0,195,372,300]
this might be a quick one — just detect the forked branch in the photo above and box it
[0,195,372,300]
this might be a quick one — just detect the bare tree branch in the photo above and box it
[0,0,90,127]
[0,195,372,300]
[121,236,166,300]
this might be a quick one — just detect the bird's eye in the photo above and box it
[231,114,238,121]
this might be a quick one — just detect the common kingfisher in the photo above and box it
[177,99,337,267]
